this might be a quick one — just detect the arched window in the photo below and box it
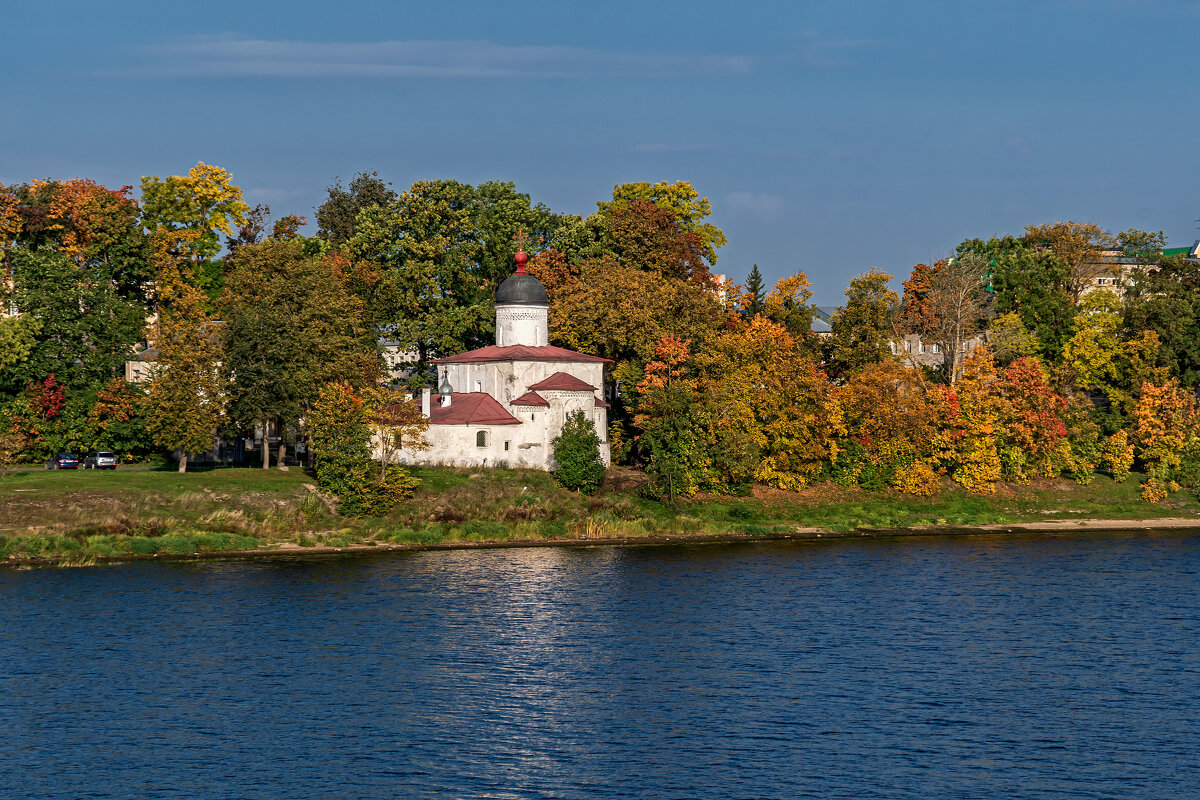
[476,430,487,448]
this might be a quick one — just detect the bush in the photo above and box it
[551,411,606,495]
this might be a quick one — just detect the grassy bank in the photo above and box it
[2,465,1199,565]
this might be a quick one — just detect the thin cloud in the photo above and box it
[629,142,714,154]
[127,35,755,79]
[724,191,786,217]
[783,29,879,69]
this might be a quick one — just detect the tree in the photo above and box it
[762,272,815,343]
[743,265,765,318]
[966,237,1075,362]
[986,311,1040,366]
[897,262,937,337]
[222,239,378,468]
[931,347,1003,493]
[1134,380,1198,502]
[997,357,1068,483]
[1024,221,1116,304]
[598,180,727,268]
[316,171,397,248]
[308,380,418,515]
[605,199,712,287]
[365,387,429,479]
[140,163,250,262]
[1124,255,1200,387]
[4,246,148,391]
[632,335,705,501]
[143,231,224,472]
[1062,290,1122,392]
[349,179,490,361]
[826,269,898,379]
[552,411,606,494]
[0,314,40,373]
[927,253,991,383]
[834,361,936,490]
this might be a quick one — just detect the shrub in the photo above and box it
[551,411,606,495]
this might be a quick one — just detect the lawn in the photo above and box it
[1,465,1197,565]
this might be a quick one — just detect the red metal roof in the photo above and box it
[433,344,612,364]
[595,397,610,408]
[511,391,550,407]
[429,393,520,425]
[528,372,598,392]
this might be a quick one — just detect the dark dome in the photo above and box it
[495,273,549,306]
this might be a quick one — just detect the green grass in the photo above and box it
[2,465,1198,565]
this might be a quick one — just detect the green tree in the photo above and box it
[963,236,1075,362]
[744,264,765,317]
[1124,255,1200,386]
[4,247,147,391]
[826,269,899,379]
[551,411,606,494]
[349,179,490,361]
[316,171,397,248]
[222,239,378,468]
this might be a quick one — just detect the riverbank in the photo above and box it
[3,465,1199,567]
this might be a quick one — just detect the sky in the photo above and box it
[2,0,1198,301]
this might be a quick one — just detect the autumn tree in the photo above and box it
[605,199,712,287]
[927,252,991,383]
[1024,221,1116,304]
[996,357,1068,483]
[833,361,936,491]
[364,387,429,479]
[826,269,898,379]
[931,347,1003,493]
[140,163,249,301]
[1134,380,1198,502]
[598,180,727,268]
[632,335,705,501]
[143,231,225,472]
[761,271,815,344]
[986,311,1040,367]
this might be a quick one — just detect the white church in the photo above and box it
[393,250,611,470]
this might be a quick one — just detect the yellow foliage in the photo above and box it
[1101,430,1134,483]
[892,461,940,496]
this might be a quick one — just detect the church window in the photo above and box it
[504,441,510,451]
[475,380,482,392]
[476,430,488,448]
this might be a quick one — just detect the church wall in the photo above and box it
[495,305,549,347]
[395,424,547,470]
[442,360,605,407]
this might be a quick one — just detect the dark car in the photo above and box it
[83,451,118,470]
[45,453,79,470]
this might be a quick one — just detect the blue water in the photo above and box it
[2,531,1198,799]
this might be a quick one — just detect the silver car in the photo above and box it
[83,451,118,470]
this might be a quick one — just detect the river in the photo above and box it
[2,531,1198,799]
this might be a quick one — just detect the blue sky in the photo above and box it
[2,0,1197,301]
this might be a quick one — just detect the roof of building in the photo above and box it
[495,272,549,306]
[595,397,610,408]
[429,393,521,425]
[511,391,550,407]
[528,372,598,392]
[434,344,612,364]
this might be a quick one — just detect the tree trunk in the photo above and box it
[178,451,187,473]
[277,441,288,471]
[262,426,270,469]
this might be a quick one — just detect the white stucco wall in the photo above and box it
[495,304,549,347]
[441,360,605,406]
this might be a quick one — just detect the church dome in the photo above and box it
[494,251,549,306]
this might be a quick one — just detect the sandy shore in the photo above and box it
[7,516,1200,568]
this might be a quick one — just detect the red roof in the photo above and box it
[528,372,597,392]
[433,344,612,364]
[511,391,550,407]
[595,397,610,408]
[429,393,520,425]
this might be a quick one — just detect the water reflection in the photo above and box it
[1,531,1198,799]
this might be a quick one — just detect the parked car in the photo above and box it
[45,453,79,470]
[83,451,118,470]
